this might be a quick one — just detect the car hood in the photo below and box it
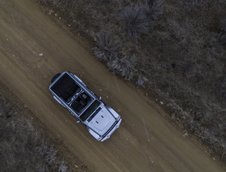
[87,107,116,136]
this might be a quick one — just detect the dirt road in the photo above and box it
[0,0,224,171]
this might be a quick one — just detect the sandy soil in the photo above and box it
[0,0,225,171]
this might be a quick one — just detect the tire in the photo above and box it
[51,73,61,83]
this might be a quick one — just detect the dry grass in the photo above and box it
[0,89,71,172]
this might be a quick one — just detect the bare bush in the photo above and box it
[108,56,137,80]
[118,4,152,38]
[145,0,164,20]
[58,161,69,172]
[136,74,148,87]
[93,32,120,61]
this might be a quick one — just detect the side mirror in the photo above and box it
[76,120,80,124]
[99,96,102,100]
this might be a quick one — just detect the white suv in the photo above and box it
[49,71,122,142]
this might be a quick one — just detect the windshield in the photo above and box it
[80,100,101,121]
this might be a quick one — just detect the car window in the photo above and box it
[80,100,101,121]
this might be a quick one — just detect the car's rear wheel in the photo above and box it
[51,73,61,83]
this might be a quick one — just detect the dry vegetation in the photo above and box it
[38,0,226,161]
[0,88,71,172]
